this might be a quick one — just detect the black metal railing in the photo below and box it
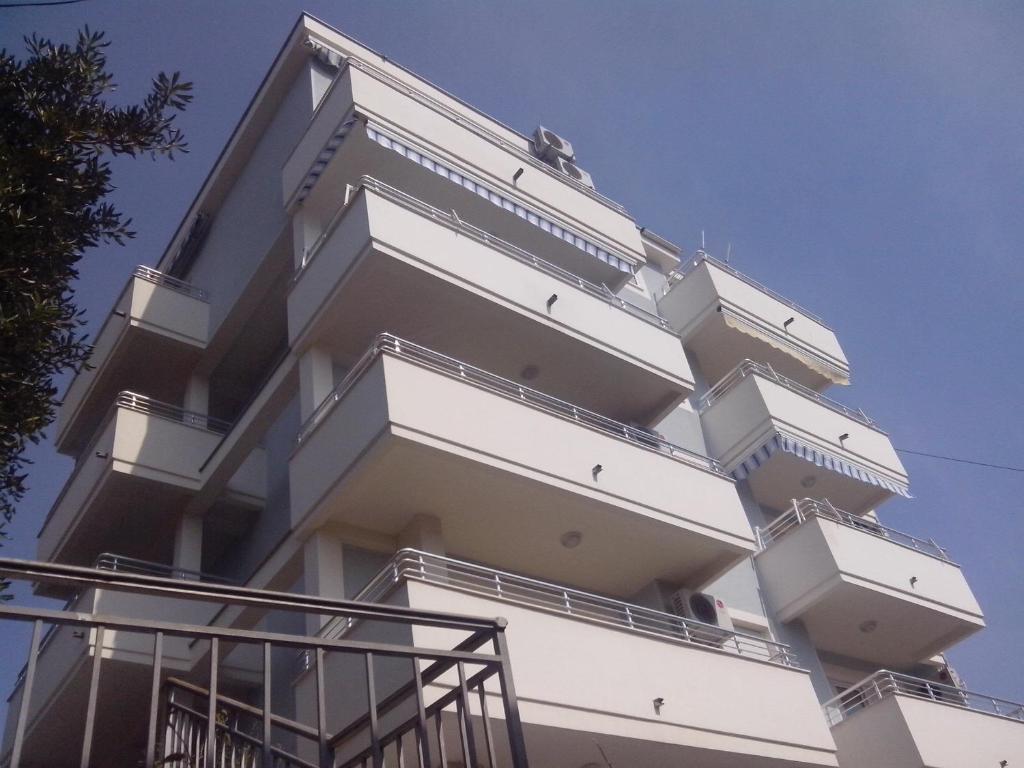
[0,557,529,768]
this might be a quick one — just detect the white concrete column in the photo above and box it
[398,514,446,556]
[292,208,323,271]
[184,373,209,428]
[298,346,334,423]
[302,529,346,636]
[172,512,203,578]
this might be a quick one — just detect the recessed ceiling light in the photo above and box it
[560,531,582,549]
[800,475,817,488]
[859,620,878,634]
[520,364,539,381]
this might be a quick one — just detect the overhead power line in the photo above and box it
[0,0,89,7]
[896,448,1024,474]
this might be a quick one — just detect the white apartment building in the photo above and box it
[2,13,1021,768]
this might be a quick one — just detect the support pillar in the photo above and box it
[184,373,209,429]
[302,529,346,636]
[172,512,203,578]
[298,346,334,423]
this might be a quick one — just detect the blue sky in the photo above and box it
[2,0,1022,706]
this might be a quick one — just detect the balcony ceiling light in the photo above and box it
[520,364,539,381]
[800,475,817,488]
[859,619,878,634]
[560,530,583,549]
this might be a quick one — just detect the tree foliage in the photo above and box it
[0,28,193,550]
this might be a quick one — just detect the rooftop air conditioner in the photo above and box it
[533,125,575,163]
[669,589,735,646]
[552,157,595,189]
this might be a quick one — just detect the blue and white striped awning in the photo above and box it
[733,432,911,498]
[296,117,359,203]
[365,125,634,274]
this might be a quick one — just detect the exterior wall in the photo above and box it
[216,394,299,582]
[188,65,318,333]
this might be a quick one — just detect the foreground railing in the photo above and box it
[323,549,799,669]
[9,554,233,695]
[117,390,232,434]
[297,175,666,328]
[700,358,879,430]
[824,670,1024,727]
[133,265,209,302]
[0,557,529,768]
[756,499,953,562]
[296,333,725,476]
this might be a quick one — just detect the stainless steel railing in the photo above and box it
[823,670,1024,727]
[668,251,829,328]
[756,499,953,562]
[132,265,209,301]
[325,549,800,668]
[116,390,232,433]
[296,175,667,329]
[700,358,881,431]
[95,553,237,584]
[295,332,725,475]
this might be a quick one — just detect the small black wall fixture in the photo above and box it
[512,167,524,183]
[546,294,559,311]
[592,464,603,479]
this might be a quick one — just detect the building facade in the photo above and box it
[3,13,1022,768]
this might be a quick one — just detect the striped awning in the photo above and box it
[732,432,911,498]
[365,125,635,274]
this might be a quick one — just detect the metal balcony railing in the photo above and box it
[668,251,829,328]
[295,333,725,476]
[700,358,880,431]
[117,390,232,433]
[297,175,668,329]
[133,265,209,301]
[823,670,1024,727]
[323,549,800,669]
[756,498,953,562]
[0,557,529,768]
[94,553,237,584]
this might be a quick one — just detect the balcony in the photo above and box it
[0,556,527,768]
[289,178,693,424]
[291,335,755,594]
[55,266,210,456]
[755,500,984,666]
[658,254,850,392]
[38,393,264,567]
[284,58,646,286]
[700,360,909,514]
[322,549,838,767]
[824,671,1024,768]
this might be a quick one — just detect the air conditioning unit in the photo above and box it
[552,157,595,189]
[533,125,575,162]
[669,590,735,646]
